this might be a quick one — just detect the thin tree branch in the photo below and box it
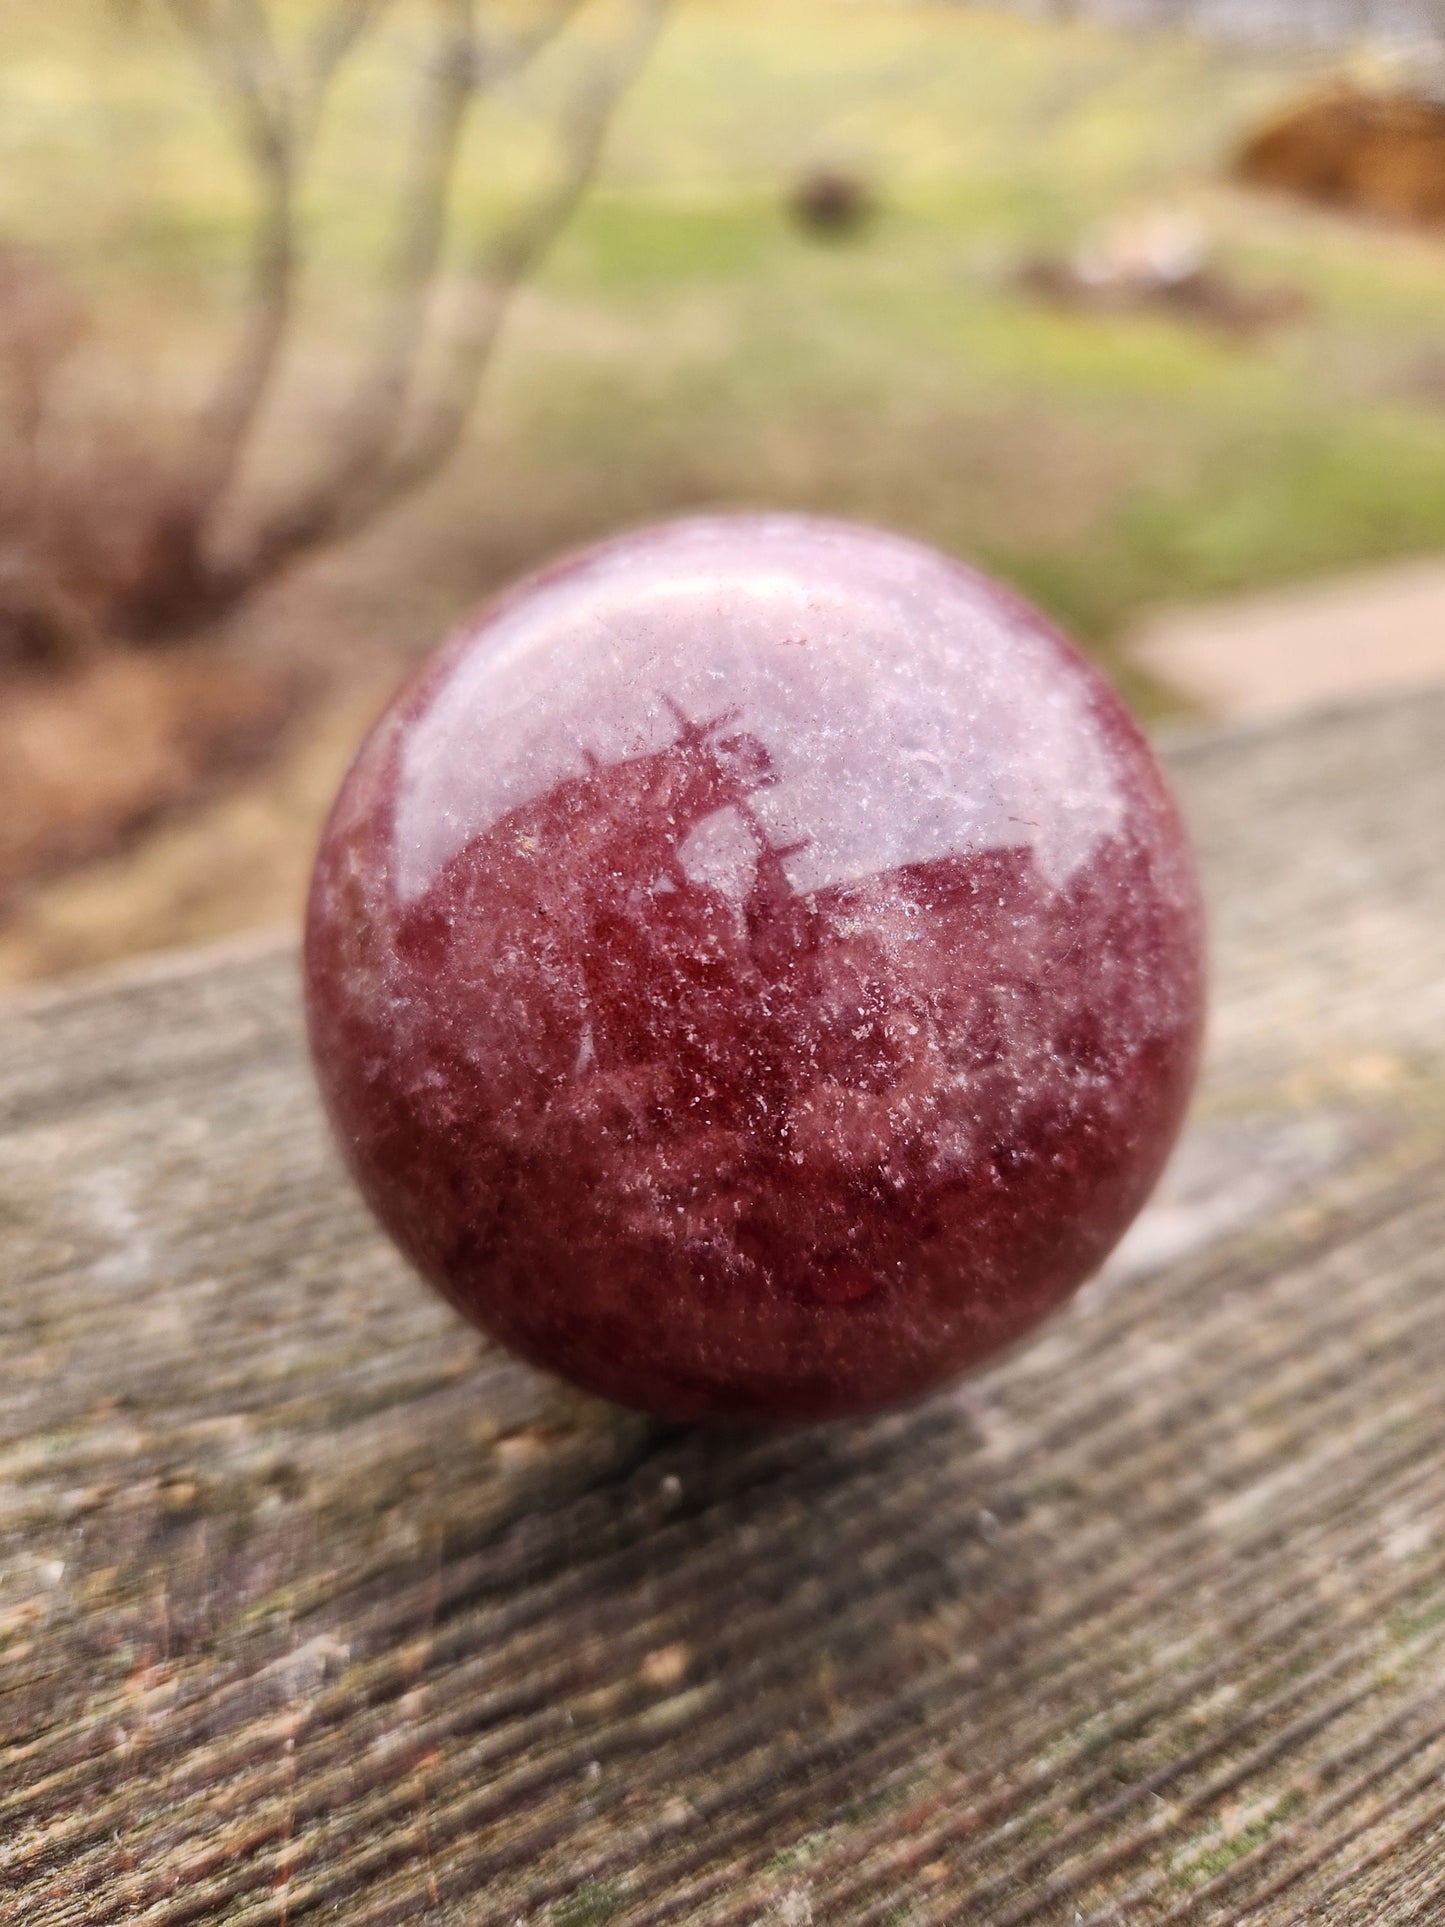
[239,0,666,577]
[473,0,588,88]
[364,0,668,520]
[229,0,602,571]
[154,0,398,600]
[164,0,290,179]
[300,0,392,146]
[162,0,298,524]
[237,0,482,569]
[340,0,482,479]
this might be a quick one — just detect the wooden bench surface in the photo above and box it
[4,690,1445,1927]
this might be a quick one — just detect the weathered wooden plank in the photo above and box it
[3,690,1445,1926]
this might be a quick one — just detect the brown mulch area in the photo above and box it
[0,459,613,984]
[1236,83,1445,227]
[1015,253,1309,338]
[0,648,297,908]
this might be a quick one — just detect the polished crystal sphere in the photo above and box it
[305,515,1204,1423]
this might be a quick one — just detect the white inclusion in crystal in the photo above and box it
[574,1023,596,1077]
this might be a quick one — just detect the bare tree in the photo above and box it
[0,0,666,656]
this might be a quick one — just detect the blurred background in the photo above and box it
[5,0,1445,985]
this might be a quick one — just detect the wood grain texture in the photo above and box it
[4,691,1445,1927]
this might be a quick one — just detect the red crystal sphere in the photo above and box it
[305,515,1204,1423]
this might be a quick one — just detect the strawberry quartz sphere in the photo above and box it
[305,515,1204,1424]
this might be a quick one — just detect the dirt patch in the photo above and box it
[0,675,390,983]
[1235,84,1445,227]
[1016,211,1309,339]
[1018,252,1308,337]
[0,648,296,906]
[0,432,617,985]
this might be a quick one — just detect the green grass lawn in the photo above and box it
[6,0,1445,703]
